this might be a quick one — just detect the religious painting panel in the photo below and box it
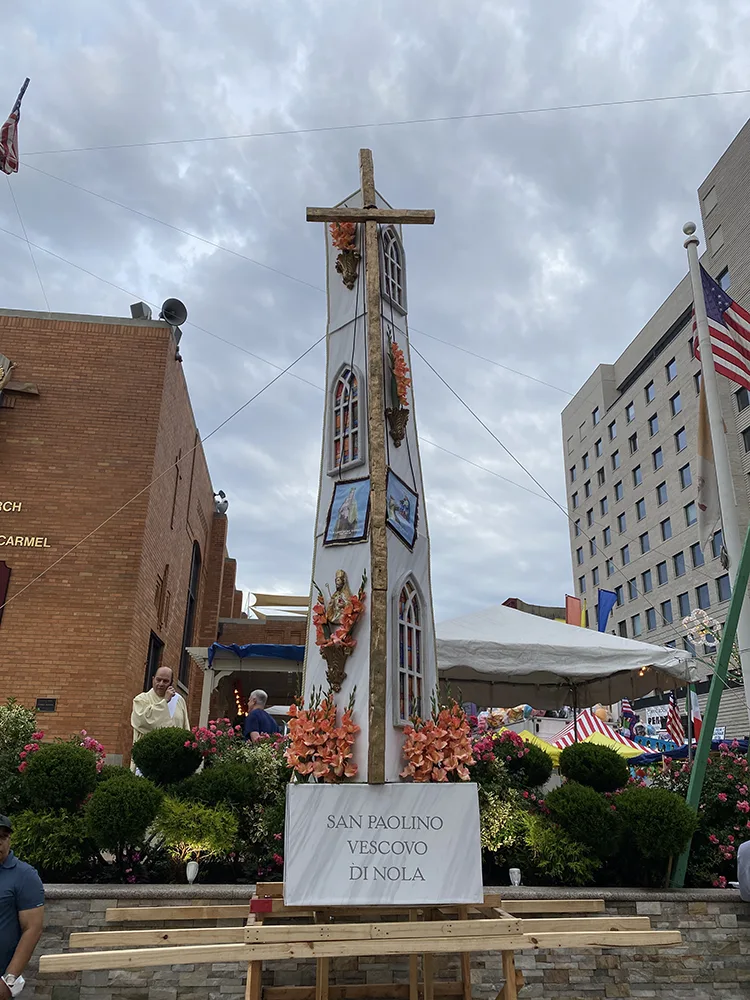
[324,477,371,545]
[386,470,418,550]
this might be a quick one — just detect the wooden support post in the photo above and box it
[314,910,330,1000]
[501,952,517,1000]
[422,908,434,1000]
[246,960,262,1000]
[457,907,472,1000]
[408,909,419,1000]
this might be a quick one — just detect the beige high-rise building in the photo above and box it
[561,119,750,737]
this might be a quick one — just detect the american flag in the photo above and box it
[693,266,750,391]
[665,692,685,746]
[620,698,634,716]
[0,79,29,176]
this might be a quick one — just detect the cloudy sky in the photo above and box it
[3,2,750,621]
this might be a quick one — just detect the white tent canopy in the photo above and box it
[436,603,697,709]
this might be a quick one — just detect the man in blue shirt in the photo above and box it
[0,815,44,997]
[244,689,280,742]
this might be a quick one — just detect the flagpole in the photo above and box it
[683,221,750,732]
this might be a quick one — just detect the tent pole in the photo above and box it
[573,688,579,742]
[670,521,750,888]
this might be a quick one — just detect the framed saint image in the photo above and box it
[386,470,419,550]
[324,477,371,545]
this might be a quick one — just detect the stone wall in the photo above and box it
[28,885,750,1000]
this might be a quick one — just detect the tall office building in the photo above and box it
[561,119,750,737]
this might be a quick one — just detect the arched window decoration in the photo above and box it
[397,580,423,724]
[332,367,360,470]
[382,227,405,310]
[178,542,201,688]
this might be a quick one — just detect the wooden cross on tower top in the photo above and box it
[306,149,435,784]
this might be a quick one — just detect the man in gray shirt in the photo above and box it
[0,815,44,997]
[738,839,750,902]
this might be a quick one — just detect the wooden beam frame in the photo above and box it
[306,208,435,225]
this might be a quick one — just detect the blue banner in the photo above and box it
[597,589,618,632]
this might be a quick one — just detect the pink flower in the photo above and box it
[717,793,728,803]
[709,834,719,844]
[273,853,284,865]
[184,741,191,748]
[17,762,26,773]
[737,800,750,813]
[522,791,529,799]
[19,751,27,759]
[739,785,748,796]
[713,876,728,888]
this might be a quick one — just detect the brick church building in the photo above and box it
[0,304,247,762]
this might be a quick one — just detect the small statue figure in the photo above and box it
[326,569,353,624]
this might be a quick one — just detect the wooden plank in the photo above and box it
[519,917,652,934]
[256,882,284,898]
[70,927,245,949]
[264,986,464,1000]
[458,907,471,1000]
[306,207,435,225]
[105,904,249,923]
[316,958,329,1000]
[521,930,681,949]
[246,960,262,1000]
[501,952,517,1000]
[409,909,419,1000]
[244,918,522,944]
[422,951,434,1000]
[499,899,606,914]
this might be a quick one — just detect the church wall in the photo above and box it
[0,309,230,761]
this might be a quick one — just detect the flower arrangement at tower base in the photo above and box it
[400,700,474,782]
[285,687,360,783]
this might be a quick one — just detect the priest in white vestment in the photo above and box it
[130,666,190,770]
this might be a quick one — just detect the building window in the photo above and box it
[678,464,692,490]
[597,468,606,487]
[584,480,592,498]
[631,614,642,638]
[592,566,600,586]
[661,599,673,624]
[709,225,724,255]
[382,227,405,308]
[627,578,637,600]
[621,544,630,566]
[670,392,682,417]
[633,465,642,487]
[569,465,577,483]
[645,381,655,403]
[615,585,624,606]
[642,569,653,593]
[332,367,361,470]
[579,422,587,441]
[582,452,590,470]
[628,432,638,454]
[717,574,731,602]
[608,420,617,440]
[640,531,650,554]
[683,637,696,655]
[574,519,581,536]
[587,508,594,526]
[143,632,165,692]
[712,529,723,558]
[666,358,677,382]
[675,427,687,452]
[703,185,718,214]
[657,561,668,585]
[685,501,697,526]
[694,371,702,395]
[572,492,579,509]
[606,559,615,578]
[646,414,658,438]
[653,446,663,470]
[677,592,691,618]
[617,512,627,533]
[614,480,623,502]
[579,575,586,594]
[696,583,710,610]
[178,542,202,689]
[592,406,601,426]
[618,621,627,637]
[576,547,584,565]
[603,526,611,546]
[646,608,656,631]
[590,538,597,557]
[718,267,730,291]
[674,551,686,577]
[656,481,668,506]
[611,450,621,470]
[661,517,672,541]
[595,438,603,457]
[397,580,423,723]
[736,387,750,413]
[636,497,646,520]
[743,427,750,453]
[600,496,609,515]
[626,402,635,423]
[665,640,676,649]
[691,542,705,568]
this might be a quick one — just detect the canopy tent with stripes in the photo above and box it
[550,709,643,752]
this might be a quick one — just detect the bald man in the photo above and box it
[130,666,190,770]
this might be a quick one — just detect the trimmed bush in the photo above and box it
[97,764,137,784]
[522,813,601,886]
[154,796,238,863]
[615,785,697,860]
[11,809,97,876]
[545,781,621,858]
[507,743,554,789]
[131,728,201,785]
[174,763,256,809]
[558,741,629,793]
[24,742,97,811]
[86,776,163,853]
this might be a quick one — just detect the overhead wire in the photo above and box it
[5,177,51,314]
[22,87,750,156]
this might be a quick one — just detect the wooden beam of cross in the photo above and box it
[306,149,435,783]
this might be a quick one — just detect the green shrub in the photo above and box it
[508,744,554,789]
[11,809,97,876]
[545,782,621,858]
[217,739,290,803]
[615,786,697,860]
[558,742,629,793]
[479,788,528,853]
[154,796,238,863]
[174,762,256,810]
[131,728,201,785]
[0,699,38,812]
[86,776,163,853]
[24,742,97,811]
[97,764,137,784]
[522,813,601,886]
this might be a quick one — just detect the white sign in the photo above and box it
[284,782,483,907]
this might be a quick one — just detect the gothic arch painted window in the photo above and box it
[331,366,362,472]
[178,541,201,688]
[396,578,423,724]
[382,227,406,312]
